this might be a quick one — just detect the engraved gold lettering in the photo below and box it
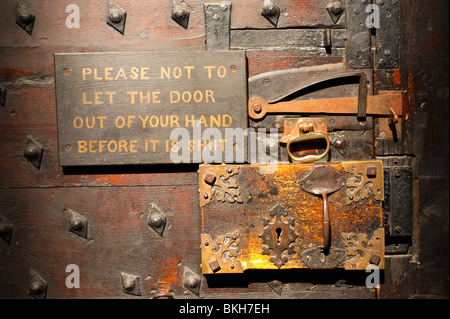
[82,68,92,80]
[104,67,113,80]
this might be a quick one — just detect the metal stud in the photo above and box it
[16,1,35,35]
[172,0,193,29]
[183,267,201,296]
[261,0,280,27]
[65,209,88,239]
[267,280,284,295]
[107,2,127,35]
[24,135,43,169]
[0,86,6,106]
[28,270,47,299]
[147,203,167,237]
[120,272,141,296]
[0,214,13,245]
[326,0,345,24]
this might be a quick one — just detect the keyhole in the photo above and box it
[276,227,282,244]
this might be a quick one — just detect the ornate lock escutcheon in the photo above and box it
[199,162,385,273]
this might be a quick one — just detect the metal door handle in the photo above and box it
[280,120,331,163]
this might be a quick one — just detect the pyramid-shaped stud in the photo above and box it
[107,2,127,35]
[261,0,280,27]
[172,0,193,29]
[15,1,35,35]
[326,0,345,24]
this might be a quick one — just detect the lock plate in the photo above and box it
[199,161,385,273]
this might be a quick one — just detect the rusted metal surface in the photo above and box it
[199,162,384,273]
[248,93,403,120]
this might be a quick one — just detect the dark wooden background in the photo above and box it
[0,0,448,299]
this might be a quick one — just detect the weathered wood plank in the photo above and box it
[0,86,198,187]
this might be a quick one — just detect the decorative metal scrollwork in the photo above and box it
[199,166,243,207]
[259,204,298,269]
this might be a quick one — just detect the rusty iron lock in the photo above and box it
[199,161,385,273]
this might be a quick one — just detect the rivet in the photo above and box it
[147,204,167,237]
[366,166,377,177]
[29,281,44,295]
[148,214,163,228]
[394,171,401,178]
[107,2,127,35]
[209,259,221,273]
[204,173,216,185]
[70,218,83,231]
[253,103,262,113]
[24,146,39,159]
[301,123,310,133]
[185,275,199,289]
[109,10,122,23]
[174,10,187,20]
[263,4,277,16]
[261,0,280,27]
[203,192,209,199]
[394,226,402,233]
[227,168,233,174]
[121,273,141,296]
[333,138,346,149]
[123,279,135,291]
[24,135,44,169]
[369,253,381,265]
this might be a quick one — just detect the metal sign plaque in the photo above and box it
[54,51,247,166]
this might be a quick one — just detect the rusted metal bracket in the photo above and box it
[300,246,346,269]
[249,71,373,120]
[204,3,231,50]
[249,92,401,121]
[345,0,371,69]
[199,166,243,207]
[342,161,384,205]
[342,228,385,269]
[375,0,400,69]
[201,230,243,274]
